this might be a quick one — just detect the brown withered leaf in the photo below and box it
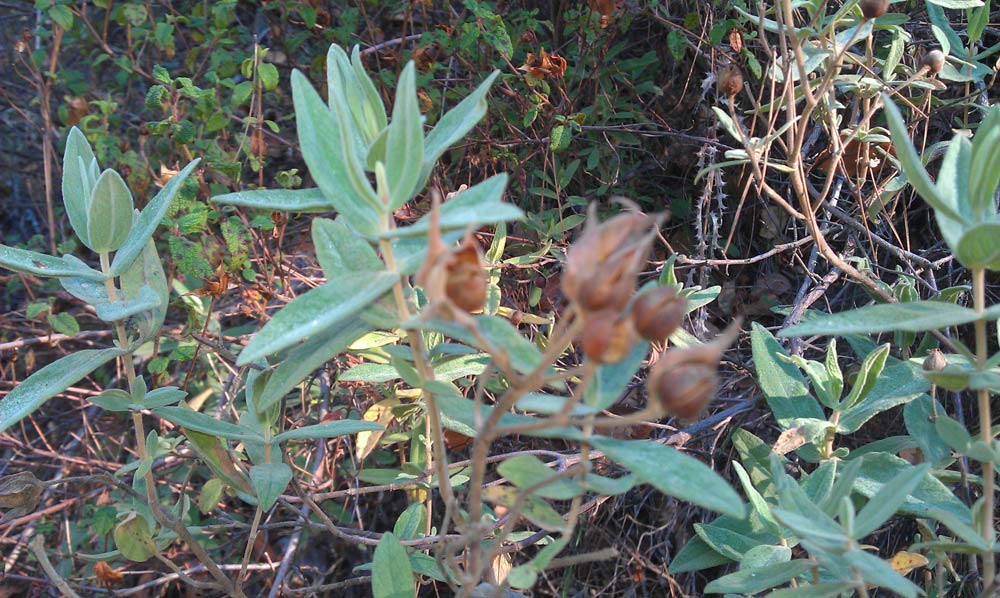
[94,561,124,587]
[0,471,43,523]
[520,48,567,80]
[729,28,743,53]
[154,163,180,188]
[813,136,896,181]
[66,97,89,126]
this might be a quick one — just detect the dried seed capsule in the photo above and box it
[631,286,687,342]
[581,309,638,364]
[860,0,888,20]
[648,320,741,420]
[443,233,487,313]
[717,65,743,98]
[923,349,947,372]
[562,203,655,314]
[922,50,945,75]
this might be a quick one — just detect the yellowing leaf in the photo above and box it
[890,550,929,575]
[356,398,399,461]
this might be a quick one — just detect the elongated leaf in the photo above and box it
[87,169,134,253]
[212,188,332,212]
[94,284,161,323]
[780,302,983,337]
[237,271,397,364]
[376,174,521,239]
[110,159,200,276]
[312,217,382,276]
[837,360,928,433]
[670,535,736,573]
[62,127,96,246]
[751,323,824,427]
[769,583,858,598]
[498,455,582,500]
[883,96,964,223]
[249,463,292,510]
[120,237,169,339]
[842,549,920,598]
[0,245,104,280]
[590,436,744,517]
[372,532,415,598]
[258,318,371,412]
[854,463,930,538]
[272,419,383,442]
[0,348,125,433]
[841,344,890,410]
[969,105,1000,218]
[350,46,388,134]
[418,71,500,189]
[153,406,262,442]
[705,559,813,594]
[385,62,423,209]
[854,452,970,520]
[584,341,649,410]
[404,314,544,375]
[291,69,380,237]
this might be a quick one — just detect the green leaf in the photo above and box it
[87,169,134,253]
[119,237,169,339]
[272,419,383,442]
[372,532,415,598]
[291,69,380,237]
[780,301,983,337]
[590,436,744,518]
[705,559,813,594]
[837,359,929,434]
[695,520,775,561]
[342,353,489,383]
[258,318,371,413]
[91,389,132,412]
[377,175,520,239]
[854,452,970,520]
[404,314,544,375]
[237,271,397,364]
[141,387,186,409]
[883,96,965,223]
[584,341,649,410]
[114,512,158,562]
[853,463,930,538]
[0,347,125,433]
[327,45,377,145]
[841,344,890,410]
[842,549,920,597]
[0,245,104,280]
[94,284,162,323]
[258,62,279,91]
[110,159,200,276]
[751,323,824,427]
[392,503,426,540]
[957,222,1000,271]
[927,0,984,6]
[498,455,582,500]
[670,534,736,573]
[385,62,424,210]
[768,583,858,598]
[969,105,1000,217]
[46,312,79,336]
[249,462,292,510]
[62,128,96,246]
[903,396,951,465]
[153,406,262,442]
[419,71,499,189]
[430,381,583,441]
[312,217,383,276]
[351,46,388,134]
[212,188,332,212]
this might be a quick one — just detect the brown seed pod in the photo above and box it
[717,65,744,98]
[443,233,487,313]
[860,0,889,20]
[562,203,656,314]
[647,320,741,420]
[922,50,945,75]
[631,286,687,342]
[923,349,947,373]
[581,309,638,364]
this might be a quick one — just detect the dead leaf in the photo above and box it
[729,28,743,54]
[773,427,809,456]
[356,398,399,461]
[0,471,43,523]
[890,550,929,576]
[94,561,124,587]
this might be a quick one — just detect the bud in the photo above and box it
[631,286,687,342]
[581,309,639,364]
[860,0,888,20]
[717,65,743,98]
[562,202,656,314]
[923,349,947,373]
[922,50,945,75]
[648,320,741,420]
